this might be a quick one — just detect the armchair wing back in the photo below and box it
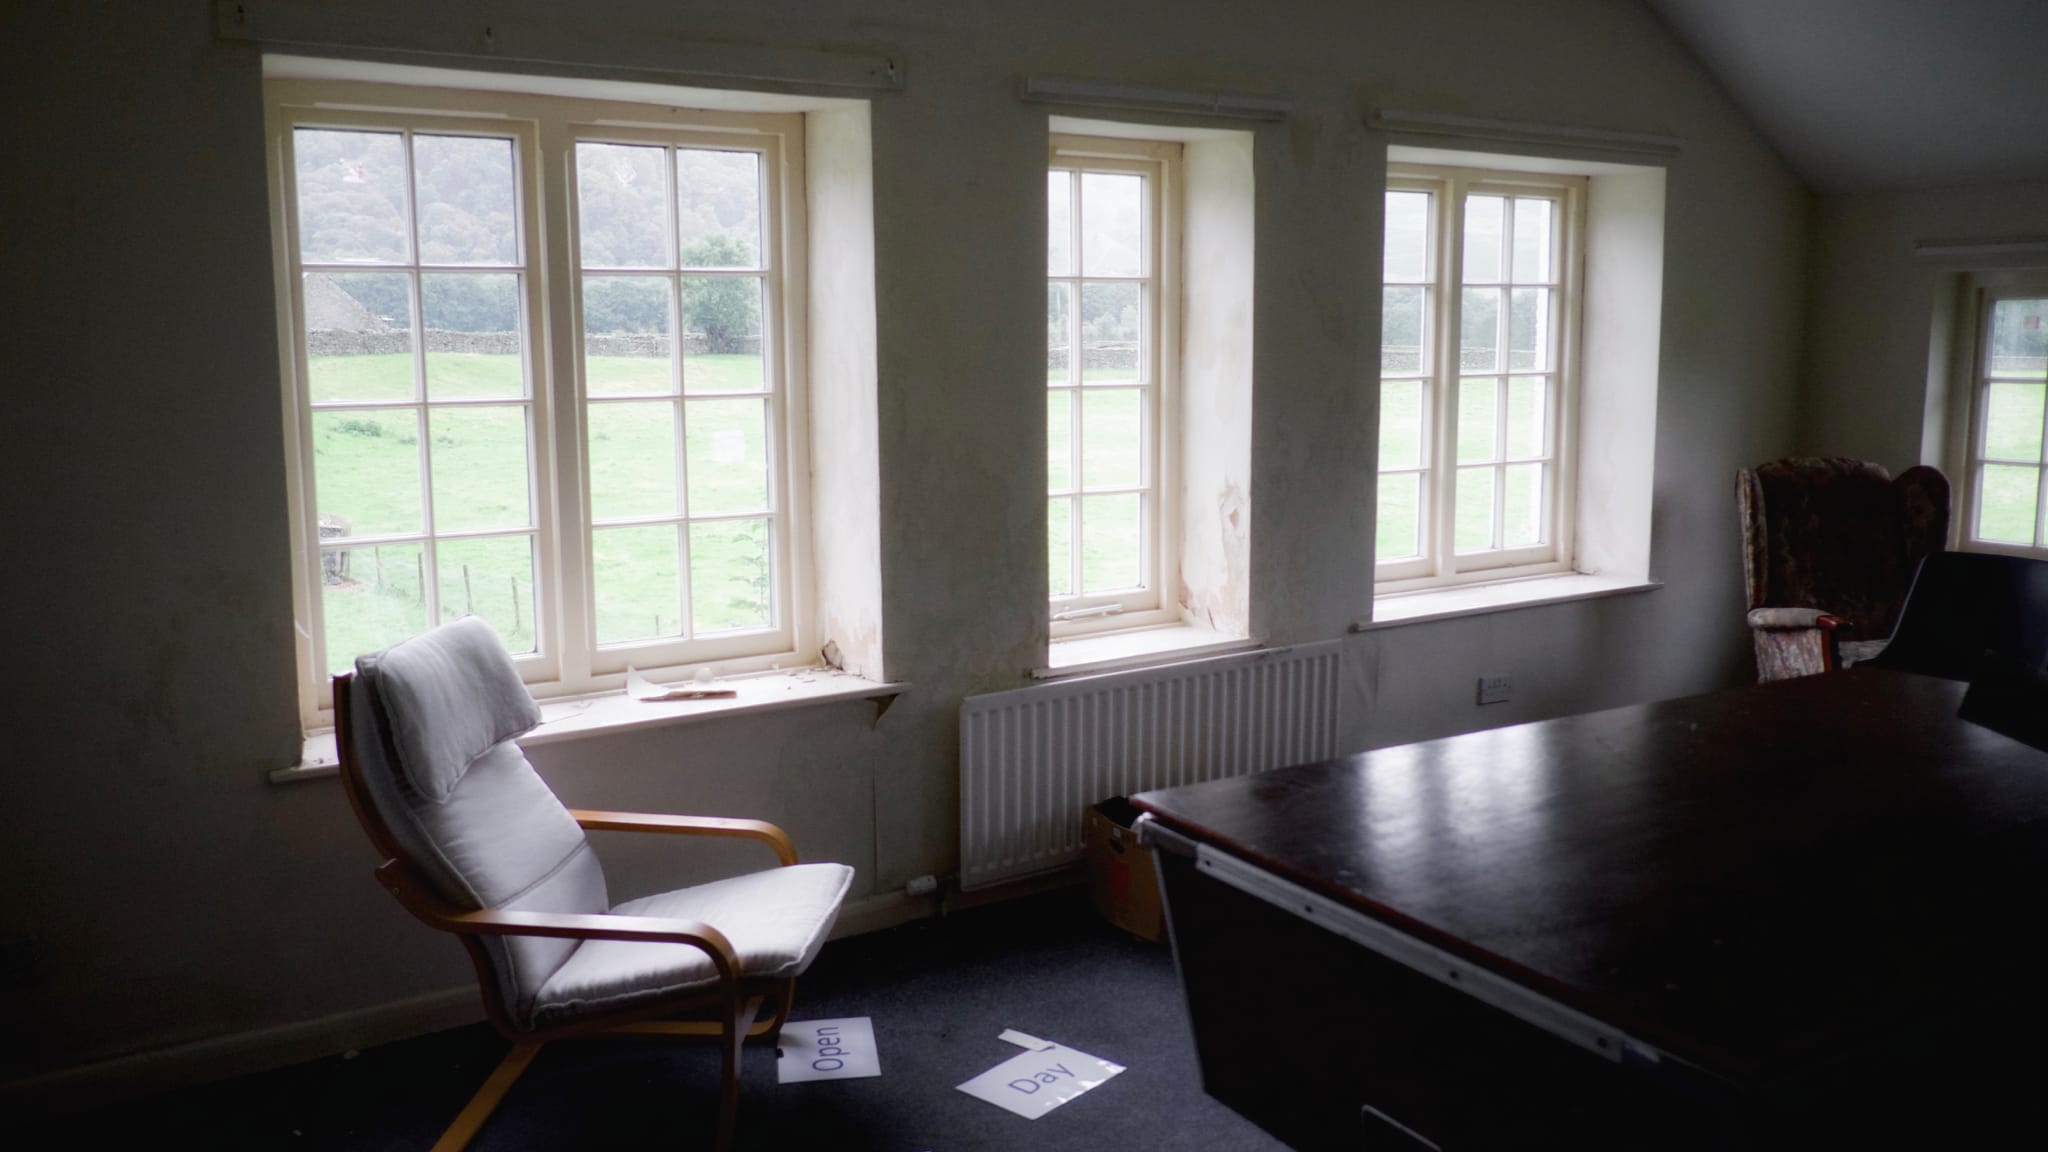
[1737,457,1950,680]
[344,616,609,1028]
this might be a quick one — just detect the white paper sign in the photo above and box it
[713,429,746,463]
[955,1038,1125,1119]
[776,1017,882,1083]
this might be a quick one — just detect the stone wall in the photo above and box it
[305,329,759,358]
[1046,341,1139,375]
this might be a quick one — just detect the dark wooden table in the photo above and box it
[1134,668,2048,1150]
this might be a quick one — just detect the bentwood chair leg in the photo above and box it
[714,994,765,1152]
[754,979,796,1046]
[432,1040,544,1152]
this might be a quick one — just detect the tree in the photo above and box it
[680,234,760,354]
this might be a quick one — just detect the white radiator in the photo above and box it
[958,639,1344,890]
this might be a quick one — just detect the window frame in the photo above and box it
[1376,163,1585,593]
[266,80,815,730]
[1956,274,2048,556]
[1046,133,1183,637]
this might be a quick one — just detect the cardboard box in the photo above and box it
[1085,797,1165,943]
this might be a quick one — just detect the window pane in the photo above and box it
[294,129,410,265]
[429,405,531,532]
[1455,466,1496,553]
[685,398,770,515]
[1048,391,1073,491]
[423,273,523,399]
[1505,376,1547,459]
[1048,282,1072,385]
[321,542,427,676]
[1080,171,1143,278]
[1462,195,1504,284]
[313,408,422,536]
[413,134,518,266]
[1989,299,2048,378]
[1081,281,1142,384]
[587,401,677,520]
[1503,462,1543,547]
[576,142,670,269]
[681,276,765,393]
[1460,287,1500,372]
[1381,286,1426,374]
[1048,171,1074,277]
[305,272,414,403]
[1080,493,1141,592]
[675,149,761,268]
[593,524,682,643]
[1457,377,1499,464]
[1512,198,1553,283]
[1376,472,1421,562]
[1080,389,1142,490]
[1379,379,1423,471]
[583,276,674,396]
[1983,381,2046,462]
[436,535,536,655]
[1384,191,1430,282]
[1978,464,2040,545]
[1048,498,1073,597]
[1510,288,1549,371]
[690,518,772,634]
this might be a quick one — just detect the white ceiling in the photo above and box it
[1642,0,2048,193]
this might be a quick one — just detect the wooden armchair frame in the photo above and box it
[334,671,801,1152]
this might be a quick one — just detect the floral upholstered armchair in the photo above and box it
[1737,457,1950,681]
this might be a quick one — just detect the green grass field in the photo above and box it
[1377,376,1550,563]
[1978,379,2048,545]
[317,351,1156,669]
[313,351,776,672]
[1046,370,1145,597]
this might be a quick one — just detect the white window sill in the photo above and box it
[270,669,907,783]
[1357,572,1661,631]
[1037,622,1258,679]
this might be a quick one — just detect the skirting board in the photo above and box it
[6,876,1098,1109]
[7,888,939,1109]
[5,987,482,1111]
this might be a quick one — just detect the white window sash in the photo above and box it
[1376,164,1583,591]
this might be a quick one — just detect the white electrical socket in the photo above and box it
[1477,675,1513,705]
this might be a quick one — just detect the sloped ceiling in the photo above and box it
[1643,0,2048,193]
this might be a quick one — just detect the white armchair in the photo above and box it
[336,617,851,1151]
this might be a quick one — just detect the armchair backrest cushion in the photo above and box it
[1737,457,1950,639]
[348,618,608,1028]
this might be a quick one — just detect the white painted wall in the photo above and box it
[1179,134,1256,636]
[1804,180,2048,471]
[3,0,1811,1088]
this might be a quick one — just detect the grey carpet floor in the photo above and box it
[83,887,1291,1151]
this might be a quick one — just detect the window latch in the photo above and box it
[1052,602,1125,623]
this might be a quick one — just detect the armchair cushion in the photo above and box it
[359,615,542,802]
[530,862,854,1028]
[349,620,607,1023]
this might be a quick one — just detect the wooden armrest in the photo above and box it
[374,860,739,978]
[569,809,798,866]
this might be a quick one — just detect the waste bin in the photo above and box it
[1085,797,1165,943]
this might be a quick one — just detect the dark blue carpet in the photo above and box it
[89,888,1290,1151]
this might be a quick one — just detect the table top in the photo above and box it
[1133,668,2048,1084]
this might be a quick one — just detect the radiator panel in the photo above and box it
[959,640,1343,890]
